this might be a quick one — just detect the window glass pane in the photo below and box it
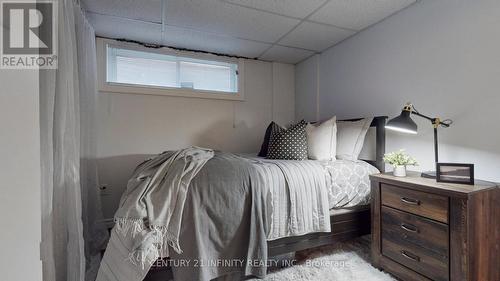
[106,45,238,94]
[115,56,177,88]
[179,61,234,92]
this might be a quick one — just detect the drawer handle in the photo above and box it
[400,223,418,233]
[401,250,420,262]
[400,197,420,205]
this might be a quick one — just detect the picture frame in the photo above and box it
[436,163,474,185]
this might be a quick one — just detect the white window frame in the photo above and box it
[96,38,245,101]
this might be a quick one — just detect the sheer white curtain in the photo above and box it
[75,5,109,281]
[40,1,107,280]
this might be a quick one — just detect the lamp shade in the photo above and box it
[385,110,418,134]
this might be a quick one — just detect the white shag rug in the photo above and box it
[254,236,395,281]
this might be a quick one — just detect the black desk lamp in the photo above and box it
[385,103,453,178]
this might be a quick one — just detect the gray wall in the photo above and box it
[0,70,42,281]
[296,0,500,181]
[98,60,295,218]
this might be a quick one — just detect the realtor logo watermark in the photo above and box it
[1,0,57,69]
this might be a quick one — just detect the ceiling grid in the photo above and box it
[82,0,417,64]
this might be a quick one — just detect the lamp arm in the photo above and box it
[411,110,434,122]
[407,109,450,164]
[406,110,440,163]
[409,110,450,128]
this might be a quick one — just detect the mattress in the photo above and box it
[321,159,380,209]
[329,205,370,216]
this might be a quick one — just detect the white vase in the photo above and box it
[393,165,406,177]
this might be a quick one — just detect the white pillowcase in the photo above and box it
[336,117,373,161]
[305,116,337,161]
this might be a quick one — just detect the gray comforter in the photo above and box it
[170,152,272,281]
[98,150,335,281]
[170,152,330,280]
[171,153,332,281]
[97,150,276,281]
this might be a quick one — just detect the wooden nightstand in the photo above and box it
[370,172,500,281]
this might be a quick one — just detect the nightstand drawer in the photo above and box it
[382,238,449,281]
[381,184,448,223]
[381,206,448,259]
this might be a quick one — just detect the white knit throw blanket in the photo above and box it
[112,147,214,267]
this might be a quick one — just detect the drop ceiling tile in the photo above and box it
[279,21,354,52]
[161,25,271,58]
[87,13,163,45]
[260,45,314,64]
[310,0,415,30]
[87,12,270,59]
[82,0,162,23]
[223,0,326,19]
[164,0,299,43]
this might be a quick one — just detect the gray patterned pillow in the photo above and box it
[258,122,285,157]
[267,120,308,160]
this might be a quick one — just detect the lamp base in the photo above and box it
[420,171,437,179]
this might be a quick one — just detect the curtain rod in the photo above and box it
[96,36,258,61]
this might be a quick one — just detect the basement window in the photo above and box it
[98,39,243,100]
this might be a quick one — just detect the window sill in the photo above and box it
[99,82,245,101]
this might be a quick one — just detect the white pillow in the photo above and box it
[336,117,373,161]
[305,116,337,160]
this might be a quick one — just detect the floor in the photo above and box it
[145,236,396,281]
[257,236,396,281]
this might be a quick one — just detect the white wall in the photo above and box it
[0,70,42,281]
[295,54,319,122]
[97,60,295,218]
[296,0,500,182]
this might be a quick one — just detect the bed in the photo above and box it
[142,116,387,281]
[267,116,386,256]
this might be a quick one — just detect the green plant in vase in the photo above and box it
[383,149,418,177]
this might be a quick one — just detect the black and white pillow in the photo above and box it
[267,120,308,160]
[258,121,285,157]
